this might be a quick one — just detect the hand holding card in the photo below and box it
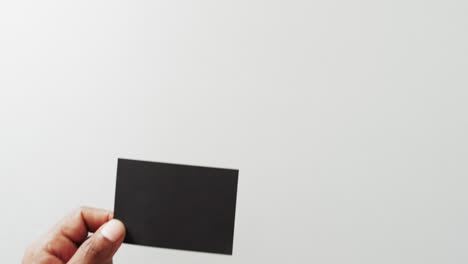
[114,158,239,255]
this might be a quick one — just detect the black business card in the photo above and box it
[113,158,239,255]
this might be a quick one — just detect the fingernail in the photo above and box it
[101,219,125,242]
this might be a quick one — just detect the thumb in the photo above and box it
[68,219,126,264]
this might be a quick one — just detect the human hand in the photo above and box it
[22,207,126,264]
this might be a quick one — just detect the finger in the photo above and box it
[55,206,113,244]
[23,241,65,264]
[35,253,64,264]
[41,207,112,262]
[23,245,64,264]
[43,233,77,262]
[68,219,126,264]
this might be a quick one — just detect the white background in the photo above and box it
[1,0,467,263]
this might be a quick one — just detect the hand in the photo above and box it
[22,207,126,264]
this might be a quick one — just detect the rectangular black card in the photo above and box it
[114,158,239,255]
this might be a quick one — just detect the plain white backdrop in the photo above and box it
[1,0,467,263]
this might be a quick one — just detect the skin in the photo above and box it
[22,207,126,264]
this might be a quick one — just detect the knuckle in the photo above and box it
[22,246,35,262]
[65,207,83,222]
[22,240,61,264]
[23,240,41,258]
[45,240,54,254]
[71,206,88,217]
[42,235,59,256]
[77,206,87,216]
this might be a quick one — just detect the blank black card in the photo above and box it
[114,158,239,255]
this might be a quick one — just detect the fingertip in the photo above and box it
[108,211,114,221]
[101,219,126,243]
